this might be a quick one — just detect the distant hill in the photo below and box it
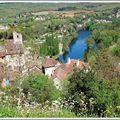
[0,3,120,19]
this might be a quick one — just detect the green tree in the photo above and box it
[67,68,120,117]
[21,73,61,103]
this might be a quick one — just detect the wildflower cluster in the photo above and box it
[0,88,96,117]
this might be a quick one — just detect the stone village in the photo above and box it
[0,31,120,89]
[0,31,91,89]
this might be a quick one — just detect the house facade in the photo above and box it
[42,57,60,77]
[0,31,25,86]
[51,58,89,89]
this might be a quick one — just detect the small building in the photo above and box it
[51,58,88,89]
[21,60,42,76]
[4,40,23,55]
[5,31,23,55]
[42,57,60,77]
[0,31,23,58]
[13,31,23,45]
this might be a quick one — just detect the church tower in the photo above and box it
[13,31,23,44]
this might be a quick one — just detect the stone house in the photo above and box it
[0,31,23,59]
[42,57,60,77]
[24,60,42,75]
[0,31,24,86]
[51,58,88,89]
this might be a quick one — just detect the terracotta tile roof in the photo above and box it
[4,40,23,55]
[43,57,58,68]
[51,61,75,80]
[29,66,42,74]
[51,67,68,80]
[25,60,42,74]
[26,60,41,69]
[51,60,88,80]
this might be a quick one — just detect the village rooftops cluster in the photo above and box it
[0,34,90,89]
[0,31,24,87]
[42,57,89,89]
[0,31,43,87]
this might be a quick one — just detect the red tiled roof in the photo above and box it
[4,40,23,55]
[51,61,75,80]
[51,60,87,80]
[51,67,68,80]
[29,66,42,74]
[43,58,58,68]
[25,60,42,74]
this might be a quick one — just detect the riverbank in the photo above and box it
[59,30,91,63]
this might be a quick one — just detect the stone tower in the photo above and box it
[13,31,23,44]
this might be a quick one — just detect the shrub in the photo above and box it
[21,73,61,103]
[66,68,120,117]
[112,45,120,57]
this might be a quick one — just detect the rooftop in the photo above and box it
[43,57,58,68]
[51,59,87,80]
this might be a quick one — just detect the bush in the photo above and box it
[21,73,61,103]
[112,45,120,57]
[66,68,120,117]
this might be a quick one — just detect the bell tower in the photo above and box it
[13,31,23,44]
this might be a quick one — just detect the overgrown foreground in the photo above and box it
[0,69,120,118]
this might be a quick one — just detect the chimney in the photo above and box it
[76,60,79,67]
[67,57,71,64]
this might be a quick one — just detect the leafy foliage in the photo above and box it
[21,73,61,103]
[67,68,120,117]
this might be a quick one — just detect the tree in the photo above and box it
[21,73,61,103]
[67,68,120,117]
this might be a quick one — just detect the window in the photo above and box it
[17,35,19,38]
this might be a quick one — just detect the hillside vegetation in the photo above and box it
[0,3,120,118]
